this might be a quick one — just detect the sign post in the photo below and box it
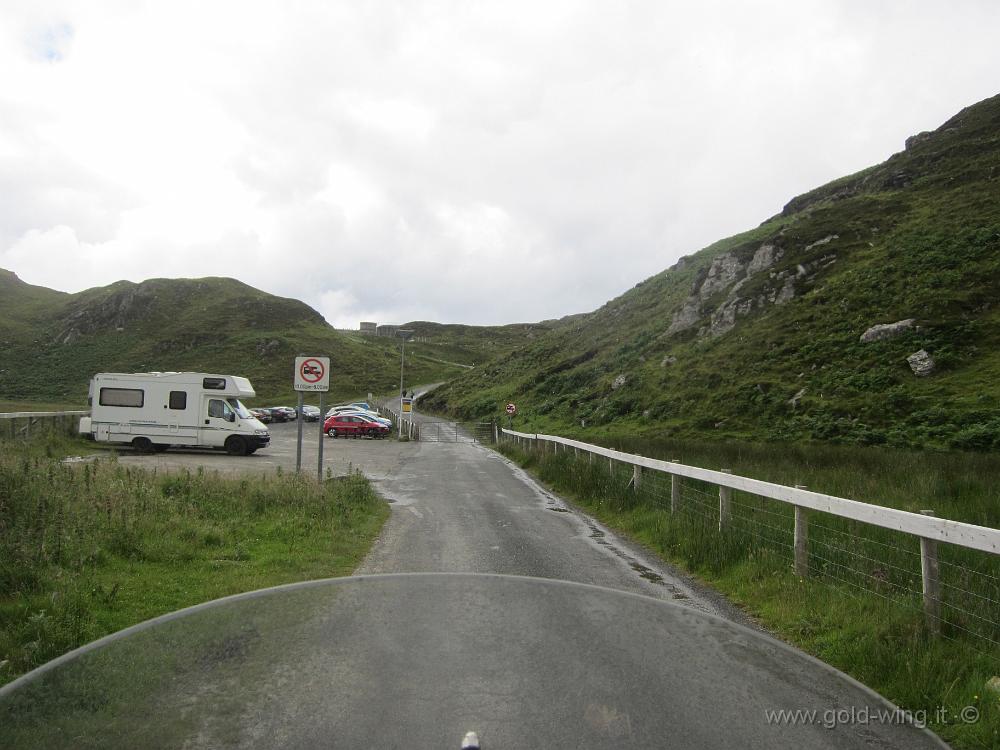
[293,356,331,480]
[295,391,305,472]
[318,391,325,481]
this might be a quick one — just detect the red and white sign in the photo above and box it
[294,356,331,392]
[506,402,516,415]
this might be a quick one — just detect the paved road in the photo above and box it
[357,419,730,619]
[113,414,730,617]
[95,408,946,749]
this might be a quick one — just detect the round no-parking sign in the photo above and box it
[506,402,516,415]
[294,356,331,392]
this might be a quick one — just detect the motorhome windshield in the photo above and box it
[227,398,252,419]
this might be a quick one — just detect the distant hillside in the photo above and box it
[424,93,1000,451]
[400,319,575,366]
[0,274,464,405]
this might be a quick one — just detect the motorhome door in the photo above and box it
[202,397,236,447]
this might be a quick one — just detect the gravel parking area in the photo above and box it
[114,421,417,480]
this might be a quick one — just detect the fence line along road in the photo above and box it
[501,428,1000,637]
[502,428,999,554]
[1,411,89,439]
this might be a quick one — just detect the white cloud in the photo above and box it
[2,1,999,326]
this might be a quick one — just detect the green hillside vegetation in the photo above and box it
[399,318,574,367]
[423,93,1000,451]
[0,274,462,406]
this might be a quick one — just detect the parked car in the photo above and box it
[300,405,321,422]
[250,408,272,424]
[324,413,390,439]
[326,406,392,427]
[327,404,376,418]
[269,406,297,422]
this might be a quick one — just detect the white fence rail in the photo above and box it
[378,406,418,441]
[501,428,1000,637]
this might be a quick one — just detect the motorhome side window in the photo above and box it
[208,399,234,420]
[169,391,187,410]
[99,387,144,408]
[203,377,226,390]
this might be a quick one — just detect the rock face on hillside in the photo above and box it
[57,285,153,343]
[860,319,917,343]
[665,235,841,339]
[52,277,326,345]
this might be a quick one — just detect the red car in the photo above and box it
[324,414,390,439]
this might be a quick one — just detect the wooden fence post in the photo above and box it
[633,465,642,492]
[794,485,809,578]
[718,470,732,531]
[920,509,941,636]
[670,459,680,513]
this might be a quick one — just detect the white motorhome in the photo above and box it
[79,372,270,455]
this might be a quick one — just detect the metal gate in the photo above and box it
[418,421,495,443]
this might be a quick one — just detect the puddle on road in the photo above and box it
[629,562,665,585]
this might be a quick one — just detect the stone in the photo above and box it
[985,676,1000,696]
[905,131,933,150]
[255,339,283,356]
[775,277,796,305]
[788,387,807,408]
[667,298,702,335]
[709,297,755,337]
[747,244,782,276]
[860,319,916,343]
[661,356,677,367]
[803,235,839,253]
[698,252,744,300]
[907,349,935,377]
[611,374,627,390]
[709,299,739,336]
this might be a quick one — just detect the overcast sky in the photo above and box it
[1,1,998,327]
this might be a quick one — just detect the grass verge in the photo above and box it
[0,432,388,687]
[498,440,999,750]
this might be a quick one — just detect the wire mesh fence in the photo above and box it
[505,433,1000,656]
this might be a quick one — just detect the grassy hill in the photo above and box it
[0,274,464,407]
[398,318,578,367]
[423,93,1000,451]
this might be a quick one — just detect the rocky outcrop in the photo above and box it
[803,234,839,252]
[698,253,743,300]
[55,285,152,343]
[256,339,283,356]
[666,235,837,338]
[788,387,807,408]
[860,319,916,343]
[666,298,702,335]
[611,374,627,390]
[907,349,935,376]
[746,244,781,276]
[905,131,933,150]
